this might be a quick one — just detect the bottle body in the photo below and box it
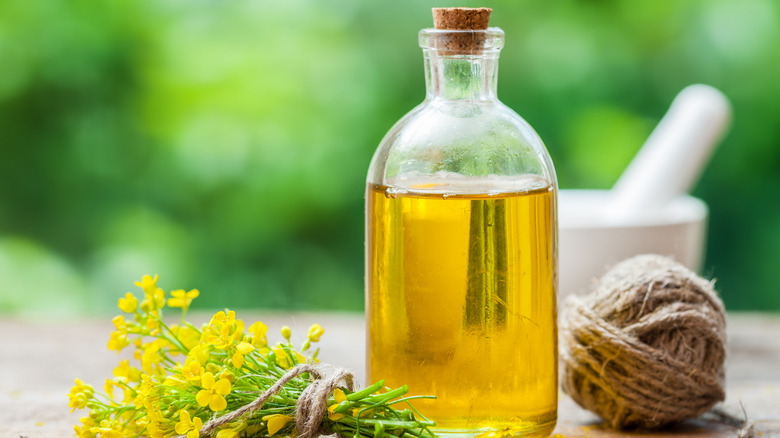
[366,28,558,437]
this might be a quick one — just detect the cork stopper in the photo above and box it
[432,8,492,30]
[430,8,494,54]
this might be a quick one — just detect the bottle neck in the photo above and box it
[424,52,500,102]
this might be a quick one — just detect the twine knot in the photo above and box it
[560,254,727,429]
[190,363,355,438]
[295,366,356,438]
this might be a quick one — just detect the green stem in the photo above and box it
[158,320,190,354]
[347,380,385,401]
[362,385,409,405]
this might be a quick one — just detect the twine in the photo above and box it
[295,366,356,438]
[560,254,727,429]
[178,363,356,438]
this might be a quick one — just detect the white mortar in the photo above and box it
[558,189,708,297]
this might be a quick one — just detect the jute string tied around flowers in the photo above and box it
[180,363,355,438]
[560,254,728,430]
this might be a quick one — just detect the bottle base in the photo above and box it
[431,417,557,438]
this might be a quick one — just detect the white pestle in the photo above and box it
[608,84,732,222]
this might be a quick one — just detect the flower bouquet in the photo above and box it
[69,275,435,438]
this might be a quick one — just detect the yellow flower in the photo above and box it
[91,419,123,438]
[215,421,247,438]
[74,416,96,438]
[113,359,141,382]
[203,310,241,350]
[112,315,127,330]
[140,340,166,374]
[136,275,165,311]
[281,325,291,341]
[327,388,347,420]
[145,310,161,335]
[235,318,245,337]
[237,342,255,354]
[107,316,130,352]
[262,414,293,436]
[68,379,94,412]
[135,274,160,294]
[146,419,165,438]
[142,403,166,438]
[133,374,154,407]
[144,397,163,423]
[248,321,268,347]
[108,379,132,404]
[230,352,243,368]
[218,369,236,383]
[112,360,140,402]
[107,330,129,352]
[174,410,203,438]
[168,289,199,310]
[205,323,239,350]
[328,411,345,421]
[117,292,138,313]
[216,429,239,438]
[272,345,291,368]
[196,372,231,411]
[170,324,201,352]
[307,324,325,342]
[231,342,255,368]
[104,378,114,397]
[188,344,210,365]
[182,360,205,381]
[211,310,236,326]
[273,344,306,369]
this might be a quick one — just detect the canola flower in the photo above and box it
[70,275,436,438]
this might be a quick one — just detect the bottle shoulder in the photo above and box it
[367,100,556,188]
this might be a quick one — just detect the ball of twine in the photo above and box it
[560,254,727,429]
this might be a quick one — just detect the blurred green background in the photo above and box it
[1,0,778,315]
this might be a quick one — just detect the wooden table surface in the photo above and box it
[2,312,779,438]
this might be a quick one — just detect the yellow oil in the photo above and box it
[366,180,557,437]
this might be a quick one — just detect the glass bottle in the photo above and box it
[365,22,558,438]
